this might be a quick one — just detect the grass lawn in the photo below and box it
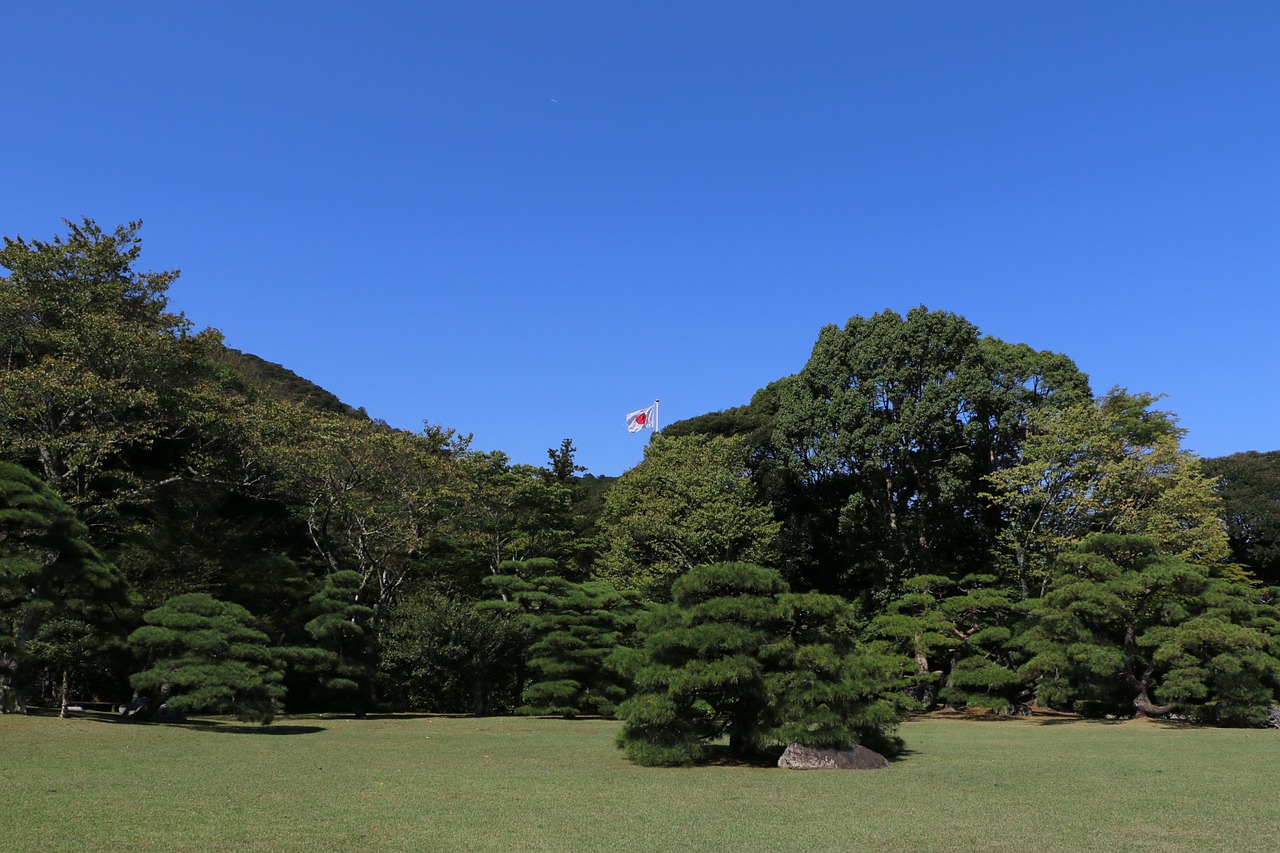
[2,711,1278,852]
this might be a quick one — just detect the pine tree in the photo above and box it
[301,570,375,715]
[1,462,134,712]
[129,593,285,724]
[873,573,1023,711]
[1020,535,1280,723]
[614,562,905,766]
[484,563,636,717]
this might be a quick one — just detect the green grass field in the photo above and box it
[2,711,1277,852]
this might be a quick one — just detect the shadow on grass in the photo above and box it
[701,744,784,769]
[25,708,326,735]
[168,720,326,735]
[911,708,1181,727]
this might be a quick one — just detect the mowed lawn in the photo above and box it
[2,712,1278,852]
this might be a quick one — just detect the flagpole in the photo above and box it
[654,399,660,433]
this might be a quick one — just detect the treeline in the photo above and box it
[2,221,1278,764]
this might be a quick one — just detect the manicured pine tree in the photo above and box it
[1020,534,1280,723]
[872,573,1023,711]
[128,593,286,724]
[614,562,906,766]
[301,570,376,715]
[612,562,787,766]
[484,561,635,717]
[1153,582,1280,726]
[768,591,906,753]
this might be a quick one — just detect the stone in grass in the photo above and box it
[154,703,186,722]
[777,743,889,770]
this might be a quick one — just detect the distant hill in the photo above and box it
[212,347,364,418]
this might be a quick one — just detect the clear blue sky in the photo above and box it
[5,2,1277,476]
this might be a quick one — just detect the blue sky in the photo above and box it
[5,2,1277,476]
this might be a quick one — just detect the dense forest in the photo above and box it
[3,221,1278,763]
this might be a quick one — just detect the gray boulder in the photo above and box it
[777,743,889,770]
[120,697,150,719]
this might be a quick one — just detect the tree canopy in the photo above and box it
[614,562,905,766]
[1019,535,1279,724]
[595,434,780,600]
[769,306,1090,602]
[1203,450,1280,585]
[2,219,1274,736]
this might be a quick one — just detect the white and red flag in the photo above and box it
[626,403,658,433]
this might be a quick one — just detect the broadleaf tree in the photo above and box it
[0,219,228,527]
[985,389,1234,598]
[769,306,1090,603]
[1202,450,1280,585]
[596,434,781,600]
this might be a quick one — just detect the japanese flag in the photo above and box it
[626,405,656,433]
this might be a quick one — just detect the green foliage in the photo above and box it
[377,594,525,714]
[463,452,577,581]
[299,571,376,713]
[210,346,361,417]
[1019,535,1279,723]
[9,218,1265,733]
[1203,450,1280,584]
[560,472,617,579]
[262,407,475,625]
[986,389,1234,597]
[107,481,314,634]
[596,434,781,600]
[770,306,1089,603]
[0,219,226,522]
[767,591,906,753]
[545,438,587,484]
[1,461,135,711]
[661,401,778,452]
[23,617,126,713]
[483,564,637,717]
[128,593,286,724]
[1150,585,1280,726]
[873,573,1023,711]
[615,562,904,766]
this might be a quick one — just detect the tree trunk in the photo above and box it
[0,651,27,714]
[914,643,937,709]
[58,669,69,719]
[1133,688,1173,718]
[1,608,46,714]
[728,718,749,756]
[942,649,962,710]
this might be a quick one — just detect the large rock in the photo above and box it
[120,696,150,719]
[154,702,186,722]
[777,742,889,770]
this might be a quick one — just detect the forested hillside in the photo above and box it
[3,221,1277,759]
